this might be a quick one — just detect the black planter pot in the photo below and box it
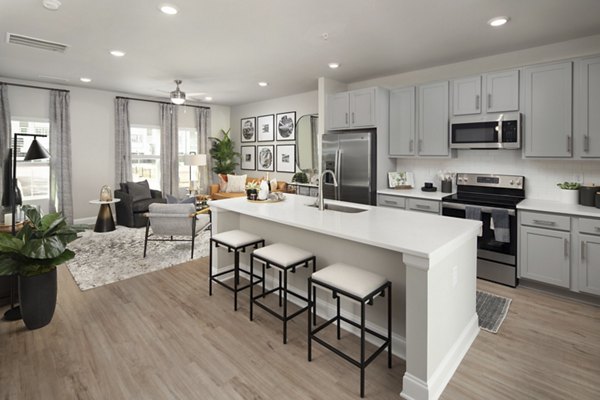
[246,189,258,200]
[18,268,57,330]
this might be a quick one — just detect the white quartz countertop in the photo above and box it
[209,194,481,261]
[377,188,454,201]
[518,199,600,218]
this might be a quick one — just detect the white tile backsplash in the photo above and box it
[395,150,600,200]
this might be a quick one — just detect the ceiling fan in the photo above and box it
[157,80,206,104]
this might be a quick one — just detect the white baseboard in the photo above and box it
[74,216,96,225]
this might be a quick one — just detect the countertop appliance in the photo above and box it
[442,173,525,287]
[322,130,376,205]
[450,112,521,149]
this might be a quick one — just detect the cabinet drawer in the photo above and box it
[378,194,406,209]
[407,198,440,213]
[579,217,600,235]
[520,211,570,231]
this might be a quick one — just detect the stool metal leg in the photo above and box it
[250,255,254,321]
[360,301,366,398]
[262,263,266,297]
[278,270,282,307]
[283,270,288,344]
[307,277,312,362]
[209,240,213,296]
[388,284,393,368]
[336,295,341,340]
[312,285,317,325]
[234,250,239,311]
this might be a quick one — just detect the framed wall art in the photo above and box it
[257,145,275,172]
[241,146,256,171]
[257,114,274,142]
[276,111,296,141]
[276,144,296,173]
[241,117,256,142]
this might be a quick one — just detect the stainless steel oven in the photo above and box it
[450,112,521,149]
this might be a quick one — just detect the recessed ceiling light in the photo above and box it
[258,81,268,87]
[80,77,92,83]
[204,96,213,101]
[42,0,61,11]
[160,4,178,15]
[110,50,126,57]
[328,62,340,69]
[488,16,509,27]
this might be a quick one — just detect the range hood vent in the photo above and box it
[6,33,69,53]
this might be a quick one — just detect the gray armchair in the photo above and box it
[143,203,211,259]
[114,180,166,228]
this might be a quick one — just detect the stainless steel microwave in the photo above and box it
[450,112,521,149]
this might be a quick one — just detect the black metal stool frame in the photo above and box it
[209,237,265,311]
[307,278,392,398]
[250,253,316,344]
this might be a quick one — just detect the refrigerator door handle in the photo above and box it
[335,149,342,200]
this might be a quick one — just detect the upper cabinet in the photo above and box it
[523,61,573,158]
[389,87,416,156]
[327,88,376,130]
[451,69,519,116]
[418,81,450,156]
[452,76,481,115]
[575,56,600,158]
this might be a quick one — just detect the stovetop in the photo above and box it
[442,173,525,209]
[442,193,524,209]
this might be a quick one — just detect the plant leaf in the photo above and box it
[21,236,66,260]
[0,233,24,253]
[0,254,20,275]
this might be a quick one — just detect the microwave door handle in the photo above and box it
[498,114,503,144]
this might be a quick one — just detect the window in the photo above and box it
[178,127,198,190]
[10,119,50,201]
[131,125,161,189]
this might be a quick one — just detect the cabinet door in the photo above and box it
[452,76,481,115]
[578,233,600,295]
[350,88,376,128]
[389,87,416,156]
[328,92,350,130]
[418,81,449,156]
[486,69,519,113]
[523,62,573,157]
[520,226,570,288]
[578,57,600,158]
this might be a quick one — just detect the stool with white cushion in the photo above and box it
[210,229,265,311]
[250,243,316,344]
[308,263,392,398]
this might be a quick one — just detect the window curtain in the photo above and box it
[0,84,11,208]
[195,107,212,193]
[114,98,132,185]
[49,90,74,223]
[159,103,178,196]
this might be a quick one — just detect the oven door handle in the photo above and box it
[442,202,516,216]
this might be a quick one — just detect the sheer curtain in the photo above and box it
[114,98,132,185]
[0,84,11,208]
[159,103,178,196]
[49,90,74,223]
[195,107,212,193]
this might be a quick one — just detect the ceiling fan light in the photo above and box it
[170,79,186,104]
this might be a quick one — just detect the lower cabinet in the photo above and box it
[519,225,570,288]
[578,233,600,296]
[377,194,441,214]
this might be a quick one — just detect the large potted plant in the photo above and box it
[0,205,84,330]
[209,129,240,175]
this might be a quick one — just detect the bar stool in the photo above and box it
[209,229,265,311]
[308,263,392,398]
[250,243,316,344]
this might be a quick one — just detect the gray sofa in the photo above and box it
[114,180,166,228]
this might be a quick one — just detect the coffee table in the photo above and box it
[89,199,120,233]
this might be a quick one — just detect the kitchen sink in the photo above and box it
[307,203,367,213]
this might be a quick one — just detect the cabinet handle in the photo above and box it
[567,135,571,153]
[345,113,348,124]
[351,112,355,124]
[595,227,600,232]
[384,200,397,205]
[488,93,492,109]
[564,238,569,257]
[415,204,431,210]
[409,139,414,153]
[584,135,590,152]
[475,94,480,110]
[581,241,586,261]
[533,219,556,226]
[418,139,423,153]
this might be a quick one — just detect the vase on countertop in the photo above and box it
[559,189,579,204]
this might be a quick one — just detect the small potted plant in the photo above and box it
[556,181,581,204]
[245,181,260,200]
[292,171,309,184]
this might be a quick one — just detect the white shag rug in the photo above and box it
[66,226,210,291]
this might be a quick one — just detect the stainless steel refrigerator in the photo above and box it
[322,130,377,205]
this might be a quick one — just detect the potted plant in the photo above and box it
[209,129,240,175]
[292,171,308,184]
[556,181,581,204]
[245,181,260,200]
[0,205,85,330]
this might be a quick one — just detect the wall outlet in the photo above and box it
[452,265,458,287]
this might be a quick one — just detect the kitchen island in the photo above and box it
[209,194,481,400]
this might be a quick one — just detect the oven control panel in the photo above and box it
[456,173,524,189]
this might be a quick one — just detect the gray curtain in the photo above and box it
[0,84,11,207]
[49,90,74,223]
[195,107,212,193]
[159,103,178,196]
[114,98,132,185]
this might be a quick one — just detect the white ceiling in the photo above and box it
[1,0,600,106]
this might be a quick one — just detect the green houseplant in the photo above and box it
[209,129,240,175]
[556,181,581,204]
[0,205,85,329]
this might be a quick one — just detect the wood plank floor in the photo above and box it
[1,257,599,400]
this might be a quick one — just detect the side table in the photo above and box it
[89,199,120,233]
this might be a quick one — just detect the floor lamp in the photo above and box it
[3,132,50,321]
[183,153,207,194]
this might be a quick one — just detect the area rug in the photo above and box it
[66,226,210,291]
[476,290,512,333]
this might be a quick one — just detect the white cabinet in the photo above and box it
[578,234,600,296]
[520,225,570,288]
[418,81,449,156]
[377,193,441,215]
[389,87,416,156]
[576,56,600,158]
[523,61,573,158]
[406,198,440,214]
[485,69,519,113]
[452,76,481,115]
[327,88,376,130]
[377,194,406,208]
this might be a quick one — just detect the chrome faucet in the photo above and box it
[316,169,338,210]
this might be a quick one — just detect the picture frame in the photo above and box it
[256,145,275,172]
[388,171,414,189]
[276,144,296,173]
[275,111,296,141]
[241,146,256,171]
[240,117,256,143]
[257,114,274,142]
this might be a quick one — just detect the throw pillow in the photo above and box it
[270,178,278,191]
[218,175,228,192]
[226,174,247,193]
[127,180,152,202]
[166,194,197,204]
